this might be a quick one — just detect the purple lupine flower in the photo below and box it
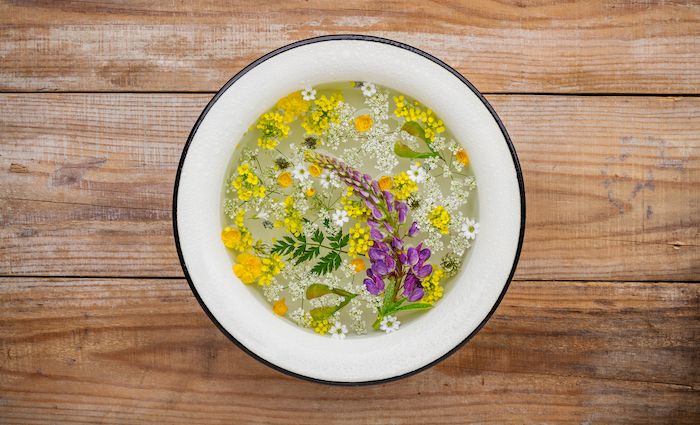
[364,268,385,295]
[403,272,425,301]
[408,221,419,237]
[396,201,408,224]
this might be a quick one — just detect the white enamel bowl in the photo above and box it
[174,35,525,385]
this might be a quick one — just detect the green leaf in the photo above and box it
[401,121,426,140]
[310,306,337,321]
[311,228,324,244]
[381,280,396,314]
[311,251,342,275]
[394,302,433,312]
[306,283,333,299]
[394,141,438,159]
[271,238,295,256]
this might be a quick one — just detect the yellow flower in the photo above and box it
[306,187,316,197]
[348,223,374,258]
[341,187,371,219]
[312,319,331,335]
[455,148,470,166]
[221,227,252,252]
[232,162,265,201]
[259,253,285,286]
[393,95,445,142]
[422,268,445,304]
[273,298,288,316]
[302,94,344,136]
[391,172,417,200]
[233,253,262,285]
[275,196,304,236]
[354,114,373,132]
[277,171,292,188]
[428,206,451,234]
[308,164,322,177]
[351,258,365,272]
[275,91,310,123]
[256,111,289,149]
[378,175,393,191]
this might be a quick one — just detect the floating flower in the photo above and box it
[277,171,292,188]
[407,162,427,183]
[329,322,348,339]
[361,82,377,97]
[378,175,393,191]
[379,315,400,333]
[348,223,374,257]
[428,206,451,234]
[354,114,373,132]
[275,91,310,123]
[301,87,317,101]
[351,258,365,272]
[232,163,266,201]
[302,94,344,135]
[455,148,470,166]
[233,253,263,285]
[312,319,331,335]
[272,298,288,316]
[259,253,285,286]
[332,209,349,227]
[393,95,445,142]
[319,169,340,189]
[461,218,479,240]
[275,196,304,236]
[391,172,418,200]
[256,111,289,149]
[341,187,371,219]
[292,163,310,182]
[422,268,444,304]
[308,164,322,177]
[305,187,316,197]
[221,226,253,252]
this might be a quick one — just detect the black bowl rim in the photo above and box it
[173,34,526,386]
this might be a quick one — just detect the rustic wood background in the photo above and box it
[1,1,698,423]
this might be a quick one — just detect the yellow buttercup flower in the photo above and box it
[378,175,393,191]
[455,148,470,166]
[354,114,372,132]
[351,258,365,272]
[273,298,288,316]
[233,253,263,285]
[277,171,292,188]
[428,206,451,234]
[305,187,316,197]
[308,164,322,177]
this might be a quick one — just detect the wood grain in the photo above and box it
[0,278,697,424]
[0,0,698,93]
[0,94,697,280]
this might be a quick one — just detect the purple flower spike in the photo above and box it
[396,201,408,224]
[408,286,424,302]
[408,221,419,237]
[370,227,384,241]
[407,247,419,266]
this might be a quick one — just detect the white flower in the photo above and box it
[407,162,427,183]
[361,82,377,97]
[332,209,349,227]
[330,322,348,339]
[292,163,309,182]
[301,87,316,101]
[379,315,400,333]
[319,170,340,189]
[461,218,479,240]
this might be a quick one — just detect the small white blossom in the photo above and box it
[319,170,340,189]
[407,162,427,183]
[301,87,316,101]
[332,209,349,227]
[361,82,377,97]
[329,322,348,339]
[461,218,479,240]
[380,315,400,333]
[292,163,309,182]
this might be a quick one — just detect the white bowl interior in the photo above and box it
[176,38,523,383]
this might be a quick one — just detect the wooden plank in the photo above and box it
[0,94,697,279]
[0,278,697,423]
[0,1,698,93]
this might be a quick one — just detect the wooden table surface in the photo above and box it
[1,1,698,423]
